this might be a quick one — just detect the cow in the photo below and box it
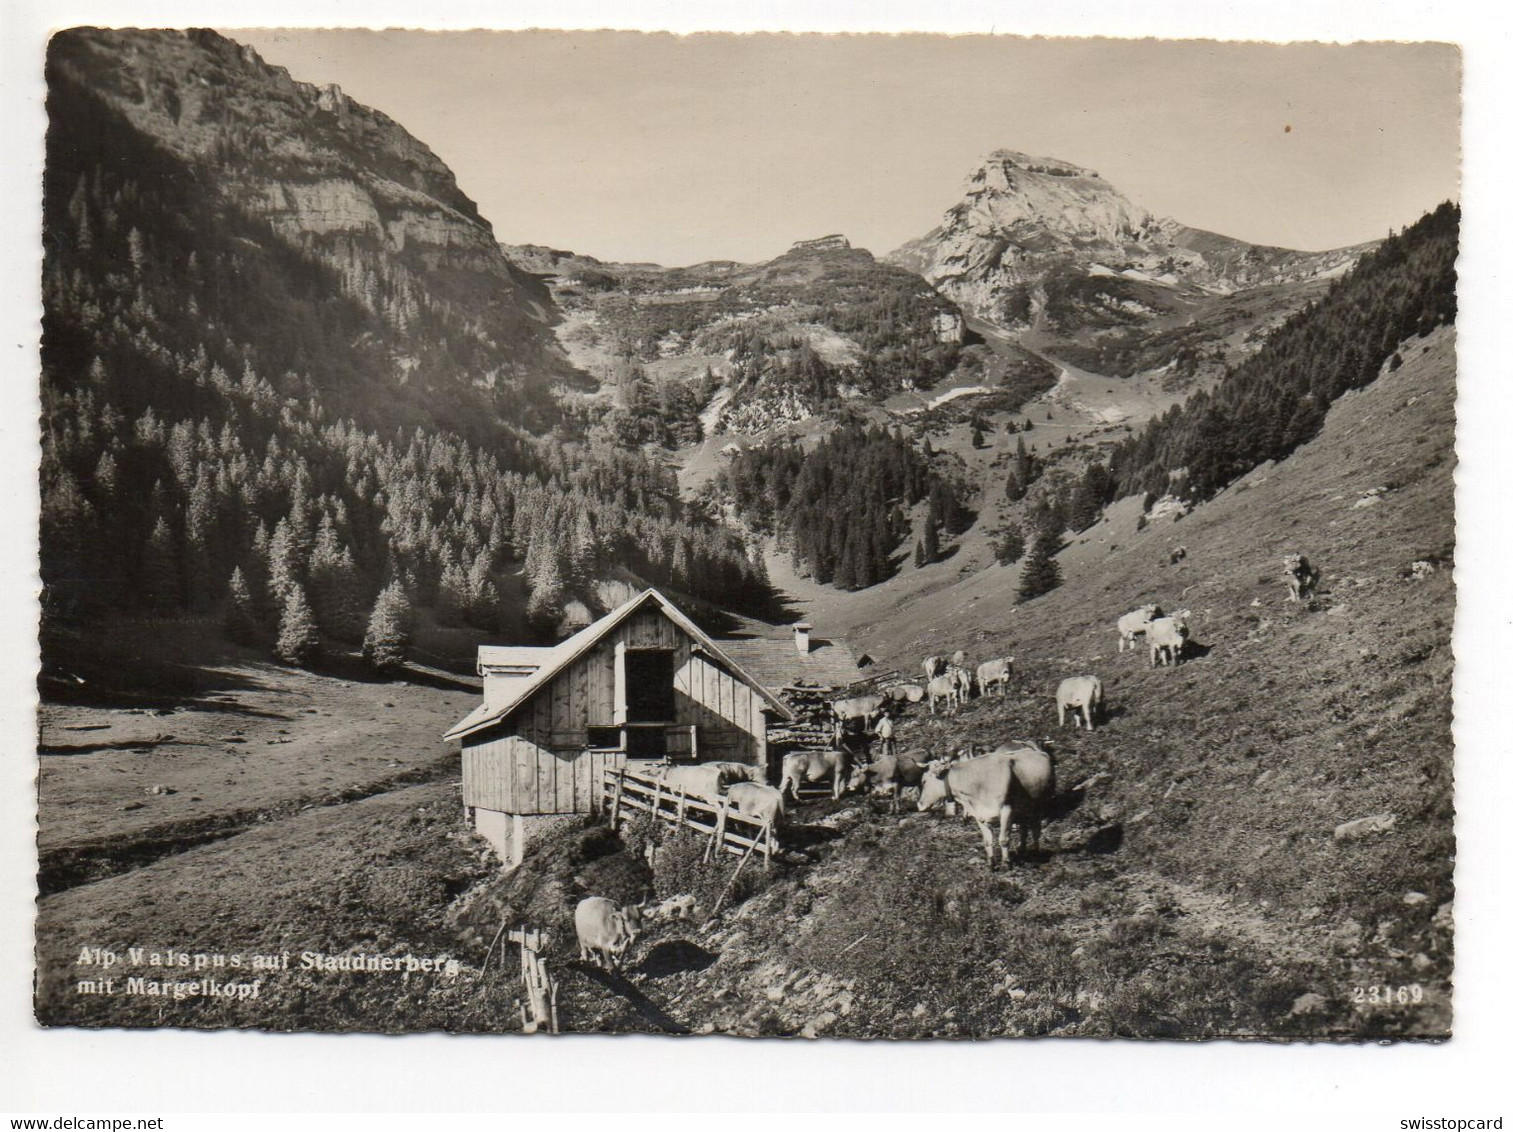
[726,782,786,848]
[848,751,927,813]
[922,655,947,682]
[927,673,959,715]
[831,693,887,745]
[655,763,730,802]
[975,657,1014,697]
[950,649,968,669]
[886,683,926,704]
[705,760,766,787]
[1056,675,1104,730]
[917,742,1056,868]
[949,664,975,702]
[1283,554,1321,602]
[574,896,646,971]
[778,748,847,801]
[1147,613,1190,667]
[1116,603,1164,653]
[1170,546,1187,565]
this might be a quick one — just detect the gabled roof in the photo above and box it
[720,634,865,692]
[476,645,555,673]
[443,588,795,742]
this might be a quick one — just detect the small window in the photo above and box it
[586,726,621,750]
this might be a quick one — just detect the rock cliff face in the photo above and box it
[888,149,1370,380]
[48,28,579,432]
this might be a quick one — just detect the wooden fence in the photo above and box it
[602,766,778,868]
[510,926,558,1034]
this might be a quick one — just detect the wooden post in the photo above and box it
[762,821,773,870]
[704,801,727,863]
[609,769,624,830]
[651,777,664,825]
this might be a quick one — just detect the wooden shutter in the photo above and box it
[612,640,628,725]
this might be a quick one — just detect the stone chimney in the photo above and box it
[793,622,813,655]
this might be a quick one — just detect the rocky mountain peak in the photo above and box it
[953,149,1153,246]
[888,146,1370,353]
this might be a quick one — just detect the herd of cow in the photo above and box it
[570,554,1325,970]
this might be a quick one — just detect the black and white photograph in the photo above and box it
[27,20,1464,1048]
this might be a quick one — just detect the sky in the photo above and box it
[228,30,1460,266]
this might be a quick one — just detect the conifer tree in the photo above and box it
[362,581,413,673]
[224,566,261,646]
[1016,531,1062,602]
[922,519,940,565]
[275,583,321,667]
[525,554,565,635]
[994,524,1027,566]
[143,514,179,611]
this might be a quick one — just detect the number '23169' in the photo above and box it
[1352,984,1424,1006]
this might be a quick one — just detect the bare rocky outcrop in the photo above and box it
[888,148,1369,349]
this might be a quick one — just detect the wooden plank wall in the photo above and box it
[463,605,770,815]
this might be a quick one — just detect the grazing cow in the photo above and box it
[1056,675,1104,730]
[848,751,927,813]
[922,655,947,682]
[927,673,959,715]
[1147,613,1190,668]
[705,760,766,787]
[1116,604,1164,652]
[917,742,1056,868]
[975,657,1014,697]
[726,782,786,847]
[831,694,887,745]
[886,683,926,704]
[778,748,847,801]
[950,649,968,669]
[574,896,646,971]
[949,664,975,702]
[1170,546,1187,565]
[1283,554,1321,602]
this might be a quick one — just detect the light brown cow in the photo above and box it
[975,657,1014,697]
[726,782,786,848]
[1147,614,1189,668]
[949,664,974,702]
[922,655,947,682]
[778,748,847,801]
[575,896,647,971]
[927,673,959,715]
[848,751,928,813]
[1056,675,1104,730]
[831,693,887,745]
[1117,604,1164,652]
[917,742,1056,868]
[1283,554,1321,602]
[705,760,767,787]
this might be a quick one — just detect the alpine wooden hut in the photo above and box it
[444,587,794,866]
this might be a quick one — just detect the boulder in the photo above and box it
[1333,813,1396,841]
